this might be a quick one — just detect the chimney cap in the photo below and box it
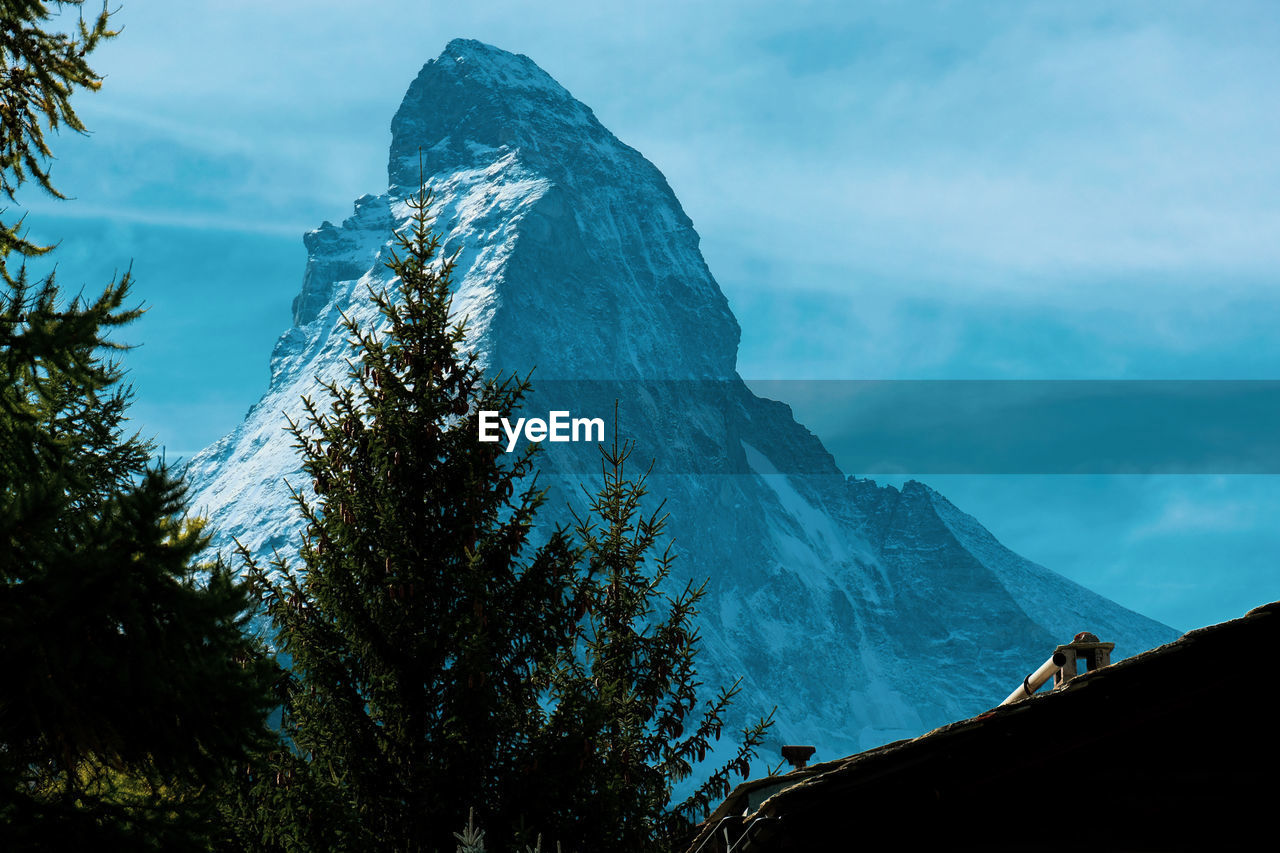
[1057,632,1115,655]
[781,745,816,770]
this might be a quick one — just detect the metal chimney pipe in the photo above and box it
[999,651,1068,707]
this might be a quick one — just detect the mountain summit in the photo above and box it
[186,39,1177,762]
[391,37,740,382]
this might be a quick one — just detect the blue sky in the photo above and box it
[18,0,1280,632]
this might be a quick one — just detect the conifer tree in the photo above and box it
[236,182,773,851]
[530,435,774,852]
[1,4,277,847]
[1,1,117,278]
[235,183,582,853]
[0,267,278,850]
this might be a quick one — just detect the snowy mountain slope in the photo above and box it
[186,38,1179,763]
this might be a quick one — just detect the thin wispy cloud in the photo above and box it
[668,8,1280,294]
[23,0,1280,633]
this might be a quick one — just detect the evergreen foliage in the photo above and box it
[1,0,117,276]
[1,4,277,847]
[235,184,772,852]
[235,183,582,852]
[0,268,278,850]
[453,809,486,853]
[537,437,775,851]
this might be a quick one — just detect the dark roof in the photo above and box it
[685,601,1280,852]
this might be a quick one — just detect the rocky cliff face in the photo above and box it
[186,38,1178,764]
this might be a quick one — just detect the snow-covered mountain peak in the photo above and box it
[390,39,609,190]
[383,40,742,380]
[186,40,1180,766]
